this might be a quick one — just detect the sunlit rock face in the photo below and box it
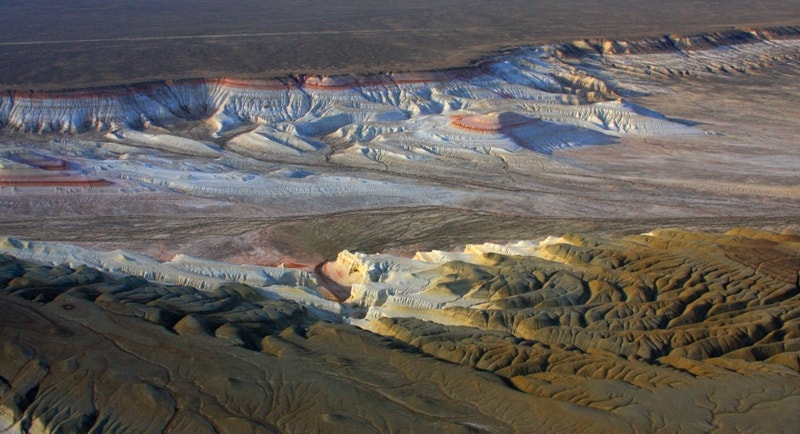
[333,228,800,366]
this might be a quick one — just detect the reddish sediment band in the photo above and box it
[216,77,295,90]
[9,78,214,101]
[388,67,487,84]
[3,26,798,103]
[450,112,535,132]
[5,66,491,102]
[16,158,69,171]
[301,67,488,90]
[0,175,112,187]
[302,75,359,90]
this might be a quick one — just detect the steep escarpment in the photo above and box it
[334,228,800,431]
[4,27,798,136]
[551,26,800,56]
[3,228,800,432]
[0,254,624,433]
[2,28,798,224]
[342,229,800,367]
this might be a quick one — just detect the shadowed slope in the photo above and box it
[0,255,620,433]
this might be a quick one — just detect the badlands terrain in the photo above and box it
[1,6,800,433]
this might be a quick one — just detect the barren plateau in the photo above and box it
[1,0,799,89]
[0,4,800,433]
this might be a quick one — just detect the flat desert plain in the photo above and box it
[0,0,798,88]
[1,1,800,432]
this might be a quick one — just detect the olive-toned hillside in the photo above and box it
[2,228,799,432]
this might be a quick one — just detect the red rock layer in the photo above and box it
[450,112,534,132]
[0,174,112,187]
[216,78,293,90]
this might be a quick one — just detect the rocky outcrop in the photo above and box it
[0,254,625,433]
[347,229,800,369]
[3,228,800,431]
[6,29,795,137]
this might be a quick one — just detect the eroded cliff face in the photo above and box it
[2,228,800,432]
[0,29,798,230]
[337,229,800,365]
[3,27,797,134]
